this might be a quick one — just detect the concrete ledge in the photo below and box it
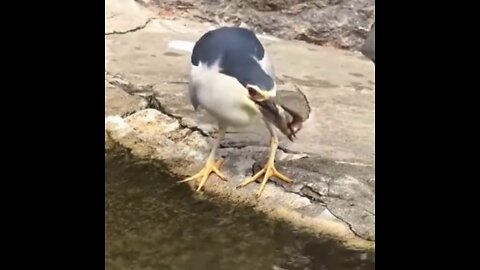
[105,109,374,251]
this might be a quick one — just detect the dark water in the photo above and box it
[105,153,375,270]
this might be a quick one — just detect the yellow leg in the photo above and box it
[178,126,227,191]
[237,135,293,197]
[178,156,226,191]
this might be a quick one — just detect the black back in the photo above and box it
[191,27,274,91]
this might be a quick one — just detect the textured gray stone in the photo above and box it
[142,0,375,50]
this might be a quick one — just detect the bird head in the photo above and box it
[246,84,303,141]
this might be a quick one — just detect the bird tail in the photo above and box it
[167,40,196,53]
[166,26,218,53]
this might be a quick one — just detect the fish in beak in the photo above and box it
[248,88,303,140]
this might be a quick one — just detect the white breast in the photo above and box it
[189,63,260,127]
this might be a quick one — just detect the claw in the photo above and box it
[179,158,227,191]
[237,160,293,197]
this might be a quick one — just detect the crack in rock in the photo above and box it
[324,205,372,242]
[106,73,155,96]
[220,142,373,241]
[106,72,211,137]
[268,168,372,242]
[325,172,370,240]
[271,177,323,204]
[299,185,327,204]
[105,18,153,35]
[147,96,211,137]
[256,162,374,242]
[324,176,374,241]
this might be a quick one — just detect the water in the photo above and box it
[105,152,375,270]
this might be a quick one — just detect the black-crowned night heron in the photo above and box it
[179,27,303,197]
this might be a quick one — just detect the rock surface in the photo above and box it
[361,23,375,63]
[105,0,375,250]
[105,78,147,117]
[139,0,375,50]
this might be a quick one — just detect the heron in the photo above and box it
[177,26,303,197]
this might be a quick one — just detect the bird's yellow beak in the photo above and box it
[246,84,276,101]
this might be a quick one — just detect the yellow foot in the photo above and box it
[236,161,293,197]
[178,158,227,191]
